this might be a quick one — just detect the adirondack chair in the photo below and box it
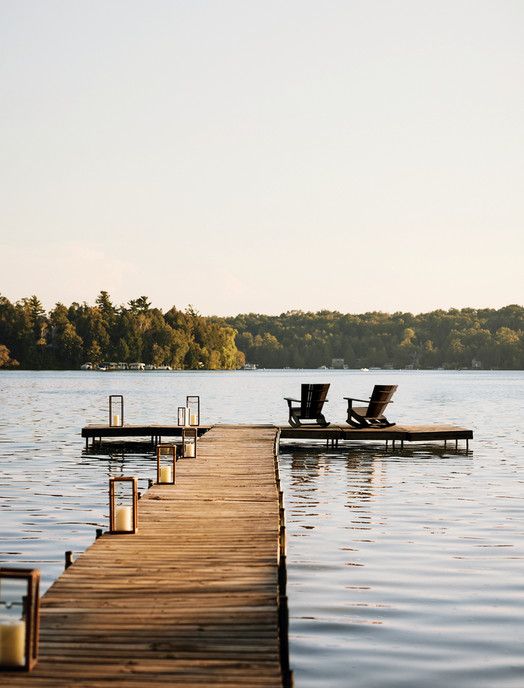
[344,384,397,428]
[284,383,330,428]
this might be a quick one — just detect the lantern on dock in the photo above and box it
[177,406,190,426]
[109,395,124,427]
[186,396,200,426]
[0,568,40,671]
[181,426,197,458]
[109,477,138,534]
[156,444,176,485]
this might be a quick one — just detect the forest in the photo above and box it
[0,293,522,370]
[0,293,243,370]
[227,306,524,370]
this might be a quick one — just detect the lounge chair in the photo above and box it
[285,383,330,428]
[344,384,397,428]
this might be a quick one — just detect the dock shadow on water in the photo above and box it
[279,445,524,688]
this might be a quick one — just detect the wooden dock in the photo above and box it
[82,424,212,449]
[82,422,473,451]
[279,423,473,450]
[1,427,288,687]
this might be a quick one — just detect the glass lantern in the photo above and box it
[177,406,190,427]
[186,396,200,426]
[109,395,124,427]
[0,568,40,671]
[109,477,138,534]
[181,426,197,458]
[156,444,176,485]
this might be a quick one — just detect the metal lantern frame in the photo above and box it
[109,395,124,427]
[109,476,138,534]
[156,444,177,485]
[186,396,200,426]
[181,426,198,458]
[0,567,40,672]
[177,406,190,426]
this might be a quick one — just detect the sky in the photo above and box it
[1,1,523,316]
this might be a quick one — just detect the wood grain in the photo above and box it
[1,427,283,687]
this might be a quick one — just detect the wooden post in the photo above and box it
[279,524,286,558]
[278,593,292,688]
[65,551,73,569]
[278,555,287,596]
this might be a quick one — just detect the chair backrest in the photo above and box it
[300,383,329,418]
[366,384,397,418]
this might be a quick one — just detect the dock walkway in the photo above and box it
[2,427,285,687]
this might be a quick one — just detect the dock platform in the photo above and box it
[82,422,473,450]
[82,424,212,449]
[2,426,287,687]
[279,424,473,450]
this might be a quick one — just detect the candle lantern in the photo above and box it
[109,477,138,534]
[177,406,190,427]
[186,396,200,426]
[181,426,197,458]
[109,395,124,427]
[156,444,177,485]
[0,567,40,671]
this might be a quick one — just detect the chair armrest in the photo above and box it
[284,397,300,403]
[343,397,370,404]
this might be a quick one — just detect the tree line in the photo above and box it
[227,306,524,369]
[0,293,522,370]
[0,292,243,370]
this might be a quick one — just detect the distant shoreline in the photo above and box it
[1,295,522,371]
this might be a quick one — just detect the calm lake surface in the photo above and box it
[1,369,523,686]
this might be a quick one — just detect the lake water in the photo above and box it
[1,369,523,686]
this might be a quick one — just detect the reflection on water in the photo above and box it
[280,439,524,688]
[1,369,523,686]
[0,446,154,591]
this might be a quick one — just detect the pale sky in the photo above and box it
[1,1,523,315]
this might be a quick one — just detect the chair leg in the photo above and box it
[347,415,365,428]
[348,410,369,428]
[288,412,301,428]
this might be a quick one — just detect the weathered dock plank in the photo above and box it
[1,427,284,687]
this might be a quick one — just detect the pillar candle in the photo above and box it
[159,465,173,483]
[115,505,133,531]
[190,413,198,425]
[0,619,26,667]
[184,442,195,458]
[112,414,120,426]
